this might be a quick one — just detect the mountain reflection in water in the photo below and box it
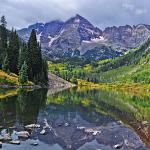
[0,87,149,150]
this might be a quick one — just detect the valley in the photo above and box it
[48,37,150,87]
[0,9,149,150]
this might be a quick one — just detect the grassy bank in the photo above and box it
[0,70,33,87]
[0,88,18,99]
[77,79,150,97]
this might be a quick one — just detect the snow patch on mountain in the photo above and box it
[37,32,42,43]
[48,35,60,47]
[82,36,106,44]
[74,18,80,23]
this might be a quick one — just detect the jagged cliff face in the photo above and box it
[103,24,150,49]
[47,15,103,58]
[17,20,64,48]
[17,15,150,60]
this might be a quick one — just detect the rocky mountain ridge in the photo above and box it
[17,14,150,60]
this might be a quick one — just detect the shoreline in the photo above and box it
[0,85,42,89]
[77,79,150,92]
[0,73,76,90]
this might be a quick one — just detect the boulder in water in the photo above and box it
[25,124,40,129]
[113,142,123,149]
[11,131,19,141]
[17,131,29,139]
[0,134,12,142]
[64,123,69,127]
[9,140,21,145]
[1,129,7,136]
[30,140,39,146]
[40,129,46,135]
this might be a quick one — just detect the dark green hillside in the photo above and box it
[100,38,150,72]
[49,38,150,84]
[94,38,150,84]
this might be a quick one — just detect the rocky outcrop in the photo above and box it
[17,20,64,45]
[103,24,150,49]
[48,73,76,95]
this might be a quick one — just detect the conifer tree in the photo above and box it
[0,15,7,68]
[1,16,7,27]
[19,61,28,84]
[7,29,20,74]
[41,59,49,85]
[27,29,42,82]
[18,42,28,71]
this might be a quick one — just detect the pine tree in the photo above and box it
[27,29,42,82]
[18,42,28,71]
[0,15,7,68]
[41,59,49,85]
[7,29,20,74]
[1,16,7,28]
[19,61,28,85]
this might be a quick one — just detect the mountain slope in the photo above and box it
[44,14,105,59]
[48,38,150,85]
[100,38,150,71]
[93,38,150,83]
[17,20,64,46]
[103,24,150,49]
[18,15,150,61]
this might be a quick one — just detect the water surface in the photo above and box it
[0,87,150,150]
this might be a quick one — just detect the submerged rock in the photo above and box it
[57,123,63,127]
[1,129,7,136]
[4,134,12,141]
[43,119,51,129]
[124,139,137,149]
[9,126,17,130]
[31,142,38,146]
[30,140,39,146]
[85,127,101,136]
[77,126,85,130]
[9,140,21,145]
[11,131,19,141]
[25,124,40,129]
[0,134,11,142]
[40,129,46,135]
[17,131,29,139]
[113,142,123,149]
[64,123,69,127]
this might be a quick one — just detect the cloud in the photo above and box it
[135,9,147,15]
[0,0,149,29]
[122,3,135,10]
[122,1,147,16]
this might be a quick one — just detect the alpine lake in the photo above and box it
[0,86,150,150]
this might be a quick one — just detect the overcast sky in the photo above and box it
[0,0,149,29]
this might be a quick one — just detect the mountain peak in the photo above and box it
[65,14,91,25]
[75,14,84,19]
[18,15,150,61]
